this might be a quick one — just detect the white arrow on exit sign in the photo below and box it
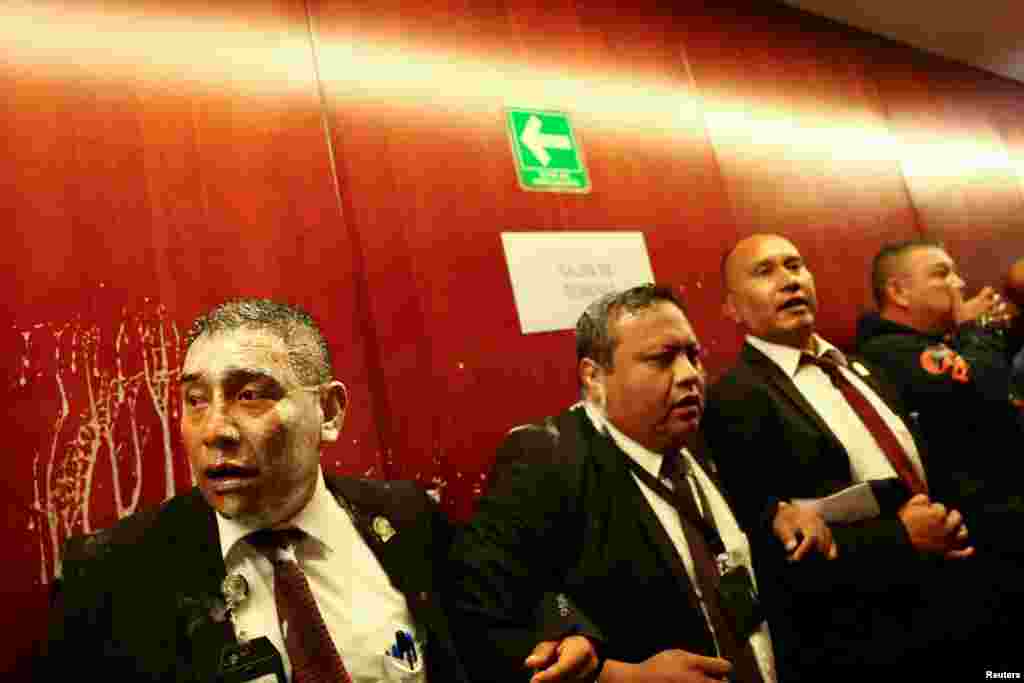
[519,115,572,166]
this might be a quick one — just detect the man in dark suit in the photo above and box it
[450,284,834,683]
[702,234,980,681]
[44,298,590,682]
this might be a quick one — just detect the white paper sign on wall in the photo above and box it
[501,231,656,334]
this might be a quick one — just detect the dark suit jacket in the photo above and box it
[702,342,965,680]
[449,404,744,683]
[43,475,468,682]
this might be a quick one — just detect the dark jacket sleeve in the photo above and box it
[860,325,1013,408]
[448,422,593,683]
[702,375,922,595]
[857,326,1024,506]
[42,532,171,679]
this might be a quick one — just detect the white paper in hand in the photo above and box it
[793,482,881,524]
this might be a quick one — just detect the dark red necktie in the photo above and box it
[660,456,765,683]
[248,529,352,683]
[801,351,927,496]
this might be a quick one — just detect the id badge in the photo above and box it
[217,636,286,683]
[716,565,764,642]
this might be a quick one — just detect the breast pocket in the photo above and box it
[380,627,426,683]
[382,655,426,683]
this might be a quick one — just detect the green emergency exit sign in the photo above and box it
[506,109,591,193]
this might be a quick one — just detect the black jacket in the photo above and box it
[449,405,744,682]
[43,476,469,682]
[703,341,958,681]
[855,313,1024,550]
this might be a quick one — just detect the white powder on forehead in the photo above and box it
[204,326,325,385]
[276,401,298,423]
[185,330,288,374]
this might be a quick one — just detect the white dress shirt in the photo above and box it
[217,468,427,682]
[746,334,926,485]
[583,402,777,683]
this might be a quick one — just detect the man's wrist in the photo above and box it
[762,497,786,534]
[595,659,629,683]
[584,641,606,683]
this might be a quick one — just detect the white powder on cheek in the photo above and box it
[271,400,322,464]
[277,402,297,423]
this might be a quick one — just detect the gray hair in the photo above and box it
[185,298,332,385]
[576,284,687,369]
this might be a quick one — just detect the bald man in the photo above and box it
[701,234,981,682]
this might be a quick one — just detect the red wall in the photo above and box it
[4,0,1023,676]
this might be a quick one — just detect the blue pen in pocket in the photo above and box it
[386,629,418,670]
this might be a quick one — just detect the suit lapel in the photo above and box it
[167,490,236,681]
[324,477,432,593]
[689,434,742,514]
[844,354,931,475]
[741,343,847,455]
[849,357,904,414]
[324,476,451,664]
[587,428,706,618]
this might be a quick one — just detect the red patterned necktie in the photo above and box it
[248,529,352,683]
[801,351,927,496]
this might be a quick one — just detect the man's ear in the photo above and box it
[723,293,742,325]
[886,276,911,309]
[320,380,348,443]
[579,358,605,404]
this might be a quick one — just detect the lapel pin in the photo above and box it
[221,573,250,611]
[372,515,397,543]
[221,573,251,643]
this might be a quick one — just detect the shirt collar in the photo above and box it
[584,400,687,480]
[746,333,838,378]
[581,400,606,434]
[217,467,342,560]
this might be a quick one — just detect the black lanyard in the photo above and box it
[622,452,727,558]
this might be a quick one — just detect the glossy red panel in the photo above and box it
[310,0,739,518]
[1,1,380,676]
[5,0,1024,677]
[679,4,924,349]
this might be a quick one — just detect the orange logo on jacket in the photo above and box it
[919,344,970,383]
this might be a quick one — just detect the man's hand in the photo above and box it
[898,494,974,559]
[526,636,600,683]
[955,285,1003,326]
[598,650,732,682]
[942,507,973,559]
[772,501,837,561]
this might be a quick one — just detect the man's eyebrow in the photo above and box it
[224,367,277,382]
[179,367,278,384]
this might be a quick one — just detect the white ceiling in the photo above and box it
[781,0,1024,84]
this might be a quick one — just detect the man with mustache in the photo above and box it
[702,234,977,682]
[450,284,832,683]
[45,298,592,682]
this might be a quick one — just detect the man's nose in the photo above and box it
[780,269,802,291]
[201,401,240,449]
[672,354,701,385]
